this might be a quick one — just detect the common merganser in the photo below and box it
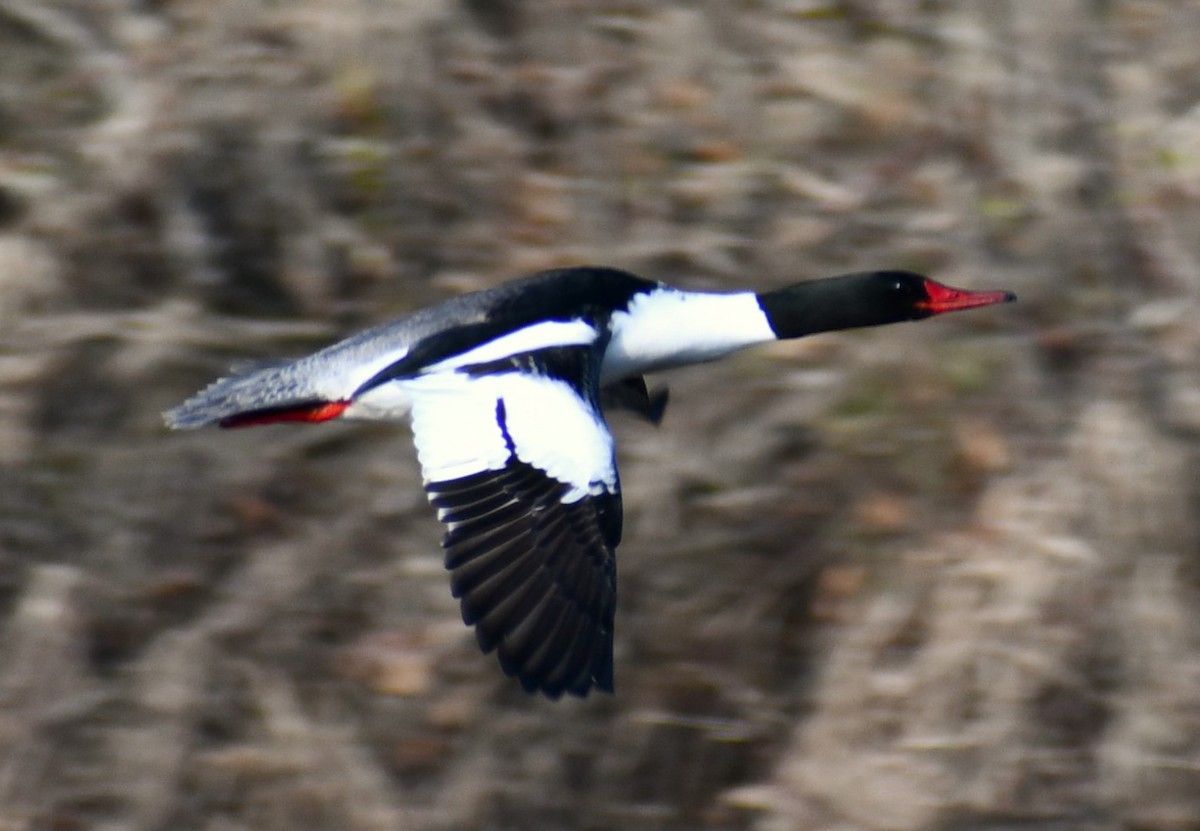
[165,266,1015,698]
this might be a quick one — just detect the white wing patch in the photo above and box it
[407,371,616,502]
[407,372,512,482]
[348,319,601,426]
[428,319,599,372]
[498,374,616,502]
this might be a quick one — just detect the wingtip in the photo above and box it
[521,670,613,699]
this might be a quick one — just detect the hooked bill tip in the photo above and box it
[919,279,1016,315]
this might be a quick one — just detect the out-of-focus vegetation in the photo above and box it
[1,2,1198,829]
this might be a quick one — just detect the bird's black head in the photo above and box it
[758,270,1016,340]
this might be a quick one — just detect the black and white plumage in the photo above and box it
[165,266,1015,698]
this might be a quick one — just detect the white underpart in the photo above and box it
[342,381,415,421]
[317,343,416,420]
[407,371,615,502]
[601,288,776,383]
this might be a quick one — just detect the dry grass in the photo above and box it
[1,1,1199,829]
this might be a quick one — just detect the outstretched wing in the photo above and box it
[409,341,621,698]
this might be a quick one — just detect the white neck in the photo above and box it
[600,288,776,384]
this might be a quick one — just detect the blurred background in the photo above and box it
[2,1,1199,829]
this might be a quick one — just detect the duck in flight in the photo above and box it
[165,267,1015,698]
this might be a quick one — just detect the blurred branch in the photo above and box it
[0,0,127,110]
[4,302,333,353]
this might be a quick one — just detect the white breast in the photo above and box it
[600,288,776,384]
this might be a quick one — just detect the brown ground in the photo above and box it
[2,2,1199,829]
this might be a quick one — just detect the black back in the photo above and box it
[353,267,658,395]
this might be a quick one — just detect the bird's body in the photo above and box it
[165,266,1014,698]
